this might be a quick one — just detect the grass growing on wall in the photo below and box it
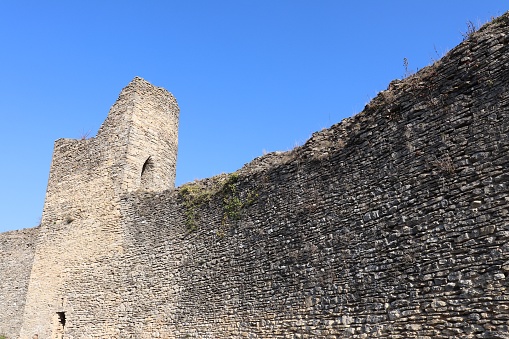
[221,172,257,223]
[179,172,258,235]
[179,180,216,232]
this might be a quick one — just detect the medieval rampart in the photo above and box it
[113,14,509,337]
[2,12,509,339]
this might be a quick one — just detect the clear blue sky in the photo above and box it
[0,1,507,232]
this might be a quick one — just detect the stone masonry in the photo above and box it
[2,11,509,339]
[0,227,38,337]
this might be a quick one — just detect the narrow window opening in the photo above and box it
[141,156,152,177]
[140,156,155,190]
[57,312,66,327]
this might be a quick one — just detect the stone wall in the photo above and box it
[0,227,38,339]
[115,13,509,338]
[2,12,509,339]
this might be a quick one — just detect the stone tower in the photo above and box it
[19,77,179,339]
[41,76,180,225]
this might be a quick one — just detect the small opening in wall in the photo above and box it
[141,156,152,177]
[140,156,155,190]
[57,312,66,327]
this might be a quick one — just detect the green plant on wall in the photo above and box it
[179,182,214,232]
[220,172,258,232]
[179,172,258,235]
[222,173,242,222]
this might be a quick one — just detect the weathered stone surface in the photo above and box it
[0,227,38,339]
[2,11,509,339]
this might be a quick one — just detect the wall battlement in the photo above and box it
[2,12,509,339]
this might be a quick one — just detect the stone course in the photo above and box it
[2,12,509,339]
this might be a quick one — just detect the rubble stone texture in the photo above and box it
[2,12,509,339]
